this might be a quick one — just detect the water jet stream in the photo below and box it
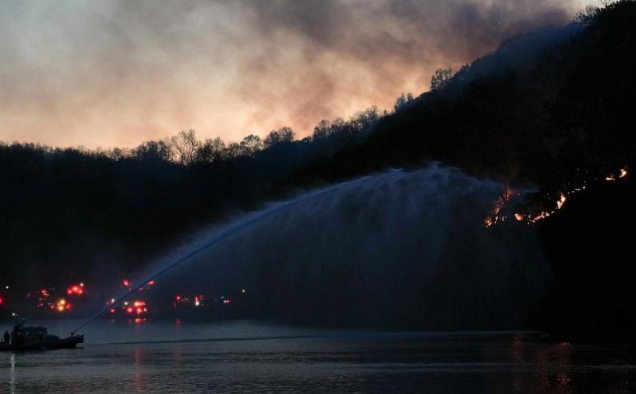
[72,175,373,334]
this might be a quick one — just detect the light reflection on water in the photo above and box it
[0,320,634,394]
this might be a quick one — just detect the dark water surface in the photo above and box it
[0,320,634,393]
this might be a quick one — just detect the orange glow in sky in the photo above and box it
[0,0,590,148]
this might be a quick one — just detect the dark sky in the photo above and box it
[0,0,588,148]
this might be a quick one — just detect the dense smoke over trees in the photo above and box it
[0,0,580,147]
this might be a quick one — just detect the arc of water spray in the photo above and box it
[71,174,375,335]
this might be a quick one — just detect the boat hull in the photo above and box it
[0,335,84,351]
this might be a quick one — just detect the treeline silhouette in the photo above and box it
[295,1,635,200]
[1,0,635,340]
[0,106,385,286]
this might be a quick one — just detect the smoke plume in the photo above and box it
[0,0,586,147]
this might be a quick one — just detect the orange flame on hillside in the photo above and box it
[486,166,628,227]
[484,188,516,227]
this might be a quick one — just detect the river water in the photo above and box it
[0,320,634,394]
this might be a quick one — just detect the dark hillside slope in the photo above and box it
[293,0,636,193]
[539,177,636,342]
[291,0,636,342]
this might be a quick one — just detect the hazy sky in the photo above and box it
[0,0,589,148]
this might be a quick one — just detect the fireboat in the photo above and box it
[0,321,83,351]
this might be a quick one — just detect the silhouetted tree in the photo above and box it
[240,134,264,156]
[133,140,173,162]
[313,119,332,140]
[264,127,295,147]
[393,93,414,112]
[430,68,454,91]
[171,129,200,165]
[196,137,226,163]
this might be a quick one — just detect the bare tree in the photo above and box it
[196,137,226,162]
[170,129,200,165]
[133,140,173,162]
[225,142,244,158]
[313,119,332,140]
[430,68,454,91]
[264,127,295,147]
[240,134,264,156]
[393,93,414,112]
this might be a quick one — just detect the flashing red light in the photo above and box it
[175,295,181,301]
[147,280,155,286]
[67,284,84,296]
[123,279,131,288]
[127,307,133,314]
[109,308,116,313]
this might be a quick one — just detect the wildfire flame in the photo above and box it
[484,188,516,228]
[605,168,628,182]
[556,193,567,210]
[486,166,627,227]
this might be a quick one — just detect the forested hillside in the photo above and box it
[1,0,635,341]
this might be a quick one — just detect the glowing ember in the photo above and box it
[556,193,567,210]
[530,211,550,223]
[490,167,627,227]
[605,168,628,182]
[484,188,516,227]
